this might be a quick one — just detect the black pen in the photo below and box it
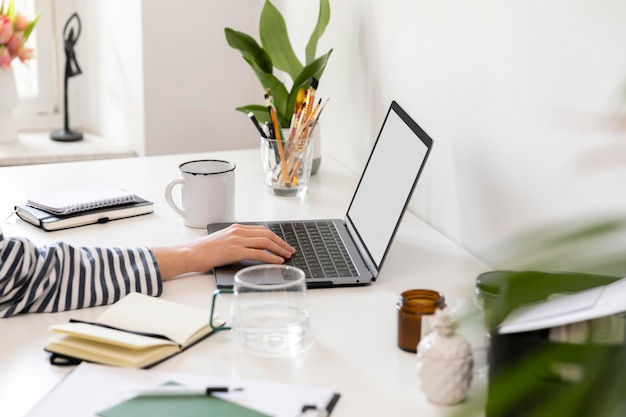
[120,385,244,397]
[248,112,268,138]
[266,121,275,139]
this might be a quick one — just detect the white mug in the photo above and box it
[164,159,236,228]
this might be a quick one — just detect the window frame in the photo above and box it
[14,0,60,129]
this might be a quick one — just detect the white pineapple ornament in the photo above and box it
[416,308,474,405]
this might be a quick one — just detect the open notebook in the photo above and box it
[208,100,434,288]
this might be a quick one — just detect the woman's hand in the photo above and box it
[152,224,296,280]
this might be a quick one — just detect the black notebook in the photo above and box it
[15,184,154,231]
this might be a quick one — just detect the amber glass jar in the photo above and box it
[396,289,445,353]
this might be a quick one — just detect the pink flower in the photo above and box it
[0,0,40,66]
[0,46,11,67]
[16,46,33,62]
[0,15,13,44]
[15,14,29,32]
[7,33,24,55]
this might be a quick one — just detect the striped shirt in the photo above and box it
[0,229,162,318]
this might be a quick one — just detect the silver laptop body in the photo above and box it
[208,101,433,288]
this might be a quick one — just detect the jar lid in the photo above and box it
[397,289,445,313]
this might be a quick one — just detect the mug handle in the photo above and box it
[164,178,187,220]
[210,289,233,331]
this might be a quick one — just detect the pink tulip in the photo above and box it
[17,46,33,62]
[7,33,23,54]
[15,14,29,32]
[0,15,13,44]
[0,46,11,67]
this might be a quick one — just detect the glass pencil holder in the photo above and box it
[260,134,315,197]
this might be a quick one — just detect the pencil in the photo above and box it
[265,91,290,185]
[308,98,329,138]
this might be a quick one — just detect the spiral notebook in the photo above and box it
[16,184,154,231]
[26,184,137,215]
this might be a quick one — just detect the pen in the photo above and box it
[119,385,244,397]
[298,404,328,417]
[248,112,268,138]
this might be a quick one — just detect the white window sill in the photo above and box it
[0,131,137,167]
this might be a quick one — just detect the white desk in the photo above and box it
[0,149,490,417]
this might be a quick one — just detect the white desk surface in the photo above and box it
[0,149,490,417]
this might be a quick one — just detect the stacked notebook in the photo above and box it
[15,184,154,231]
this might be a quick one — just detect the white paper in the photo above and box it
[498,277,626,334]
[24,363,337,417]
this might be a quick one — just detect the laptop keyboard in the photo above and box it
[268,221,358,279]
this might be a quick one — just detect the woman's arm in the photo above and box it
[0,232,160,317]
[0,224,295,317]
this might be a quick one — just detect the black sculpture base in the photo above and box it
[50,129,83,142]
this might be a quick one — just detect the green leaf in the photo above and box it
[255,72,290,126]
[305,0,331,64]
[6,0,15,19]
[23,10,41,41]
[259,0,303,81]
[293,49,332,88]
[285,49,333,118]
[237,56,290,126]
[235,104,270,125]
[224,28,273,74]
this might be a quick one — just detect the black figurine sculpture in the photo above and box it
[51,12,83,142]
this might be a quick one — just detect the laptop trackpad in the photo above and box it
[213,260,262,288]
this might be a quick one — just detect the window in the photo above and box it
[13,0,58,128]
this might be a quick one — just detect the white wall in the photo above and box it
[71,0,260,155]
[141,0,264,155]
[70,1,145,154]
[287,0,626,270]
[76,0,626,272]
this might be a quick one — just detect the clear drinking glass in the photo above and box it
[210,264,311,356]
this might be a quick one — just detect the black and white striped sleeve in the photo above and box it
[0,230,162,318]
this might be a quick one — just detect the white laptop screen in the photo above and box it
[346,103,431,269]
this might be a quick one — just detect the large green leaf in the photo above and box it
[235,104,271,126]
[224,28,273,74]
[284,49,333,120]
[23,9,42,41]
[6,0,15,19]
[259,0,303,81]
[253,70,290,126]
[305,0,331,64]
[236,52,290,126]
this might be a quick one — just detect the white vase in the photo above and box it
[0,67,19,145]
[416,308,474,405]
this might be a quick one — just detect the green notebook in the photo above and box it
[97,382,270,417]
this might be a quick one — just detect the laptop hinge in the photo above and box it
[345,217,378,280]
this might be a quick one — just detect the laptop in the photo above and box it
[208,100,433,288]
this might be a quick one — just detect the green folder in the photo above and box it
[97,382,270,417]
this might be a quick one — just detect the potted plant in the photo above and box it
[224,0,332,129]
